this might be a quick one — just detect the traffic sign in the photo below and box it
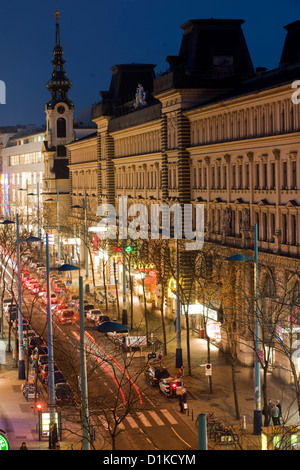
[205,363,212,376]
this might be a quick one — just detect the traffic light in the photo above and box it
[124,246,133,252]
[35,402,43,412]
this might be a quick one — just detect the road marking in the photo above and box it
[160,409,178,425]
[171,426,192,448]
[136,412,151,427]
[148,410,164,426]
[125,416,139,428]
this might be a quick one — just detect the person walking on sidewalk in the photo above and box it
[271,403,280,425]
[179,389,187,413]
[276,400,282,424]
[20,442,28,450]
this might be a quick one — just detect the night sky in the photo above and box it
[0,0,299,127]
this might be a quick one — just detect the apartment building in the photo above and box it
[66,19,300,382]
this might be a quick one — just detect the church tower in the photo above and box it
[42,10,74,232]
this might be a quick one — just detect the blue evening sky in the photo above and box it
[0,0,299,126]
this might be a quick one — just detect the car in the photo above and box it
[56,300,67,311]
[55,383,75,405]
[69,295,79,307]
[37,354,48,370]
[58,309,77,324]
[96,314,110,326]
[42,293,58,305]
[52,371,66,385]
[37,285,46,296]
[23,329,37,340]
[74,298,88,310]
[54,282,67,294]
[86,308,103,322]
[41,363,58,382]
[159,377,185,397]
[30,283,41,293]
[107,294,117,304]
[144,363,170,386]
[32,345,48,360]
[83,303,95,314]
[12,317,29,330]
[25,336,44,352]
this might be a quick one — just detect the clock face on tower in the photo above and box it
[57,106,65,114]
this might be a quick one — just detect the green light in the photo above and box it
[124,246,133,252]
[0,433,9,450]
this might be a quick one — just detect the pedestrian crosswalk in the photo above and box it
[98,408,179,431]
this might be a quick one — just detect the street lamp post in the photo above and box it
[79,275,90,450]
[176,238,183,369]
[16,214,25,379]
[55,263,89,450]
[226,223,262,434]
[18,184,29,232]
[28,181,41,240]
[71,196,88,280]
[46,186,61,263]
[45,233,56,437]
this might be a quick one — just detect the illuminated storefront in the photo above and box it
[181,302,221,342]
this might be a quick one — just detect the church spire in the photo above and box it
[55,9,61,46]
[46,10,74,110]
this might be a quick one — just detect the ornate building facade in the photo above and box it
[67,19,300,383]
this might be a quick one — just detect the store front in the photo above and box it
[181,302,221,343]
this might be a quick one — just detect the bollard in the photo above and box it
[198,413,207,450]
[240,415,247,430]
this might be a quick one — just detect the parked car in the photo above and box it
[159,377,185,397]
[23,329,37,340]
[83,304,95,314]
[37,354,48,370]
[52,371,66,385]
[96,315,110,326]
[32,344,48,360]
[41,363,58,382]
[12,317,29,330]
[55,383,75,405]
[86,309,103,322]
[144,363,170,386]
[25,336,44,352]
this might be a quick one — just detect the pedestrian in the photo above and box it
[267,399,273,425]
[20,442,28,450]
[276,400,282,424]
[271,403,280,425]
[179,389,187,413]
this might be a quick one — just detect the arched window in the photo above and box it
[57,118,66,138]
